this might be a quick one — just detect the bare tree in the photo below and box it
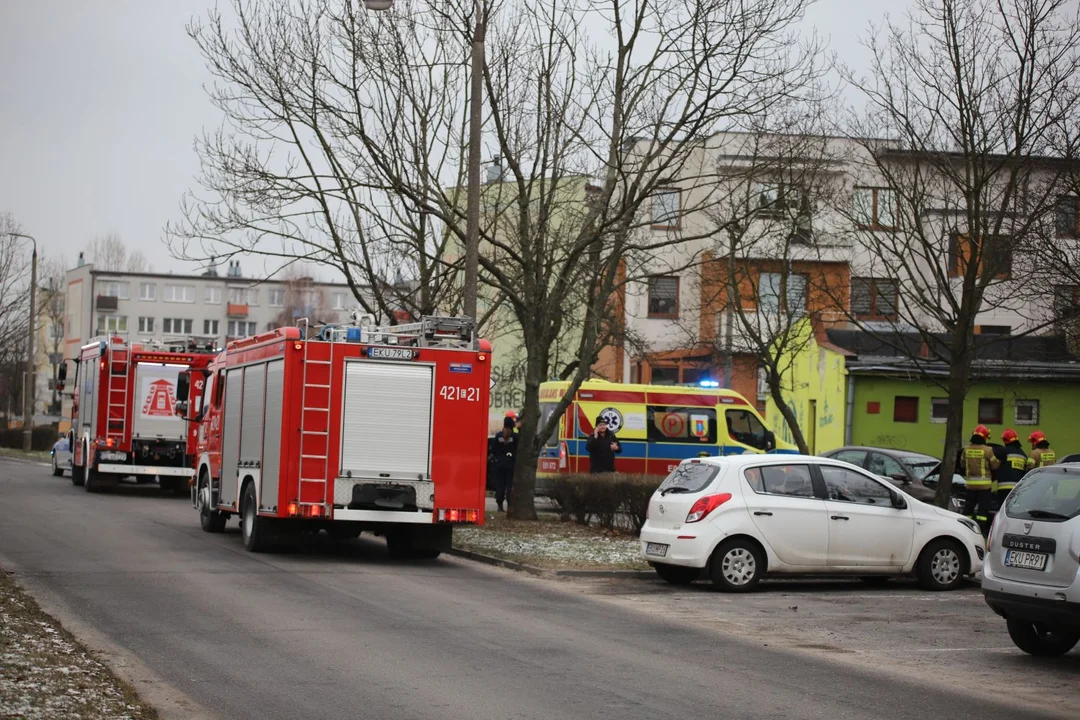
[86,232,151,273]
[687,126,846,454]
[37,256,67,415]
[270,271,335,329]
[167,0,462,324]
[835,0,1080,506]
[0,213,32,426]
[174,0,825,518]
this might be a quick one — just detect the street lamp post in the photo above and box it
[10,232,38,452]
[363,0,484,322]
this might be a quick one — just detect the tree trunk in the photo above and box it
[934,359,971,509]
[507,353,545,521]
[768,381,809,455]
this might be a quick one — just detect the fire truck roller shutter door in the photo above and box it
[260,360,285,513]
[240,363,267,469]
[220,367,245,508]
[340,361,434,482]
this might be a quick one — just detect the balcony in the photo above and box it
[227,303,249,318]
[95,295,119,311]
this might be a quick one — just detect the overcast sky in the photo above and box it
[0,0,901,275]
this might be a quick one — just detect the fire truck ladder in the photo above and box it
[298,320,331,508]
[107,342,131,445]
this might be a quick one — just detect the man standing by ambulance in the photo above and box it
[490,416,518,512]
[587,416,622,474]
[961,424,999,534]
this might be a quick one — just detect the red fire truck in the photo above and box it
[177,316,491,557]
[61,336,216,494]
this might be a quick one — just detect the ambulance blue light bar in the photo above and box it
[698,379,720,388]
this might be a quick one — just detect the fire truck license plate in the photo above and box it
[100,451,126,461]
[368,347,414,360]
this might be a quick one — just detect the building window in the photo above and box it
[332,292,347,310]
[269,288,285,307]
[139,283,156,301]
[227,320,257,337]
[851,277,898,320]
[96,315,128,334]
[99,281,130,299]
[137,316,155,334]
[650,366,679,385]
[754,181,807,218]
[758,272,807,317]
[246,288,258,306]
[757,366,768,402]
[948,235,1012,279]
[978,398,1003,425]
[163,318,193,335]
[203,319,219,336]
[1015,399,1039,425]
[853,187,897,230]
[977,325,1010,335]
[647,276,679,318]
[651,189,681,229]
[228,287,245,304]
[205,286,222,304]
[164,284,195,303]
[893,396,918,423]
[1056,196,1080,238]
[930,397,948,423]
[1053,285,1080,321]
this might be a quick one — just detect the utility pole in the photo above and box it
[10,232,37,452]
[363,0,485,322]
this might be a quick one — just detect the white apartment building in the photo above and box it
[612,131,1076,399]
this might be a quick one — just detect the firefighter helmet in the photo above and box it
[973,424,991,440]
[1001,428,1018,444]
[504,410,517,420]
[1028,430,1047,446]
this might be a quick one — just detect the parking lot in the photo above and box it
[572,575,1080,717]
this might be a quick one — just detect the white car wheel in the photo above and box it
[917,539,967,591]
[709,540,764,592]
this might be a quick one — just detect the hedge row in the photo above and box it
[547,473,662,533]
[0,426,59,451]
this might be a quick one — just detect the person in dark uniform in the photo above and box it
[993,428,1027,507]
[489,416,518,512]
[586,416,622,474]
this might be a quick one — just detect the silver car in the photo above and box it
[982,464,1080,656]
[51,436,72,477]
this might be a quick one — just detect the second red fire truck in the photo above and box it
[61,336,217,494]
[177,316,491,557]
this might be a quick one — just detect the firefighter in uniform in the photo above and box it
[961,424,999,533]
[1026,430,1056,470]
[993,428,1027,507]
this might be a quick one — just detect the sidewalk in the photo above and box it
[0,569,157,720]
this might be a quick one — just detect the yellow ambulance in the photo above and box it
[535,379,797,483]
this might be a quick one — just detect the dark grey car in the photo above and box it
[821,446,964,512]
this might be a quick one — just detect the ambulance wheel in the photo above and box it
[198,475,227,533]
[241,482,271,552]
[71,464,85,487]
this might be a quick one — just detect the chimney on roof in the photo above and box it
[77,252,85,268]
[203,256,220,277]
[485,155,502,184]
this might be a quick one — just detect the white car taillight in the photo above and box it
[685,493,732,523]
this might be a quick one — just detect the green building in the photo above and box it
[766,325,1080,458]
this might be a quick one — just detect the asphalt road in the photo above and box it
[0,456,1069,720]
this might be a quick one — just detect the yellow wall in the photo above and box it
[764,319,848,454]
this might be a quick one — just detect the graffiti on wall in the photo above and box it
[872,433,907,449]
[489,362,528,413]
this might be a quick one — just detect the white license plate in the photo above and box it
[645,542,669,558]
[99,451,126,461]
[1005,550,1048,570]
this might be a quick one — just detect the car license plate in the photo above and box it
[1004,550,1047,571]
[645,542,669,558]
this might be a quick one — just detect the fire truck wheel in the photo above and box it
[71,464,85,487]
[85,467,101,493]
[241,482,271,552]
[198,477,227,534]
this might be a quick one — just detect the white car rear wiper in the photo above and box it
[1025,509,1072,520]
[660,486,692,496]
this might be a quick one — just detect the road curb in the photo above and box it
[447,547,653,579]
[0,558,217,720]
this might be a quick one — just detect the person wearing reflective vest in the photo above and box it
[993,428,1027,505]
[1026,430,1056,470]
[961,424,999,531]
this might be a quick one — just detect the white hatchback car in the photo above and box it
[640,455,985,592]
